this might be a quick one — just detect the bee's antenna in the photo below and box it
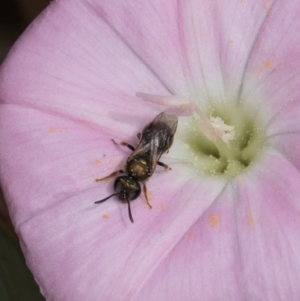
[95,193,119,204]
[126,197,134,223]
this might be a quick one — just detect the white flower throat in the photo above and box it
[137,92,264,178]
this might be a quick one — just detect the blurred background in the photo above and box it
[1,0,48,300]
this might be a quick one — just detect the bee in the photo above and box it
[95,112,178,223]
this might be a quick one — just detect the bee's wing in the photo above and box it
[148,113,178,174]
[148,131,163,175]
[159,113,178,137]
[127,112,178,173]
[127,112,166,162]
[127,143,150,162]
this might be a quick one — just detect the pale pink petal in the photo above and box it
[0,105,123,225]
[135,150,300,301]
[233,150,300,300]
[0,104,227,300]
[136,184,245,300]
[1,0,300,300]
[237,1,300,135]
[0,0,172,128]
[19,174,225,300]
[174,0,278,103]
[270,133,300,169]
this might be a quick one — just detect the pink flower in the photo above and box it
[1,0,300,300]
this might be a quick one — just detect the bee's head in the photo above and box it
[114,176,141,201]
[94,176,141,223]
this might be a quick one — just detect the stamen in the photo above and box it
[209,117,235,144]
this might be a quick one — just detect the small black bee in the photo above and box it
[95,112,178,223]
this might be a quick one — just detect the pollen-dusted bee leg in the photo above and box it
[96,170,124,181]
[143,183,152,209]
[158,161,171,170]
[112,139,135,151]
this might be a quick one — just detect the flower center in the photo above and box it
[137,92,265,179]
[181,103,264,178]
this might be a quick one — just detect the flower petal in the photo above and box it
[174,0,278,103]
[134,149,300,301]
[1,0,300,300]
[19,174,225,300]
[135,184,245,300]
[0,104,122,225]
[271,133,300,169]
[236,1,300,132]
[0,103,227,300]
[0,0,175,129]
[234,150,300,300]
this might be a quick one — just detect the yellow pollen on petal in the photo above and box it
[187,231,195,242]
[159,203,168,210]
[261,59,274,71]
[102,214,109,219]
[48,126,68,134]
[246,212,254,227]
[263,0,271,10]
[252,56,275,76]
[209,214,220,227]
[254,58,275,75]
[90,159,102,166]
[264,60,273,67]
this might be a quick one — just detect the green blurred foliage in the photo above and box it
[0,227,46,301]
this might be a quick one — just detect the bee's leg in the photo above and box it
[112,139,135,151]
[142,183,152,209]
[137,132,141,140]
[157,161,171,170]
[95,170,124,181]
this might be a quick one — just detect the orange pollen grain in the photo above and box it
[264,60,273,68]
[48,126,68,134]
[103,214,109,219]
[159,203,168,210]
[90,159,101,166]
[209,214,220,227]
[246,213,254,227]
[263,0,271,10]
[188,231,195,241]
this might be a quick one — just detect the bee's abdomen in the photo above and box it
[126,157,149,182]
